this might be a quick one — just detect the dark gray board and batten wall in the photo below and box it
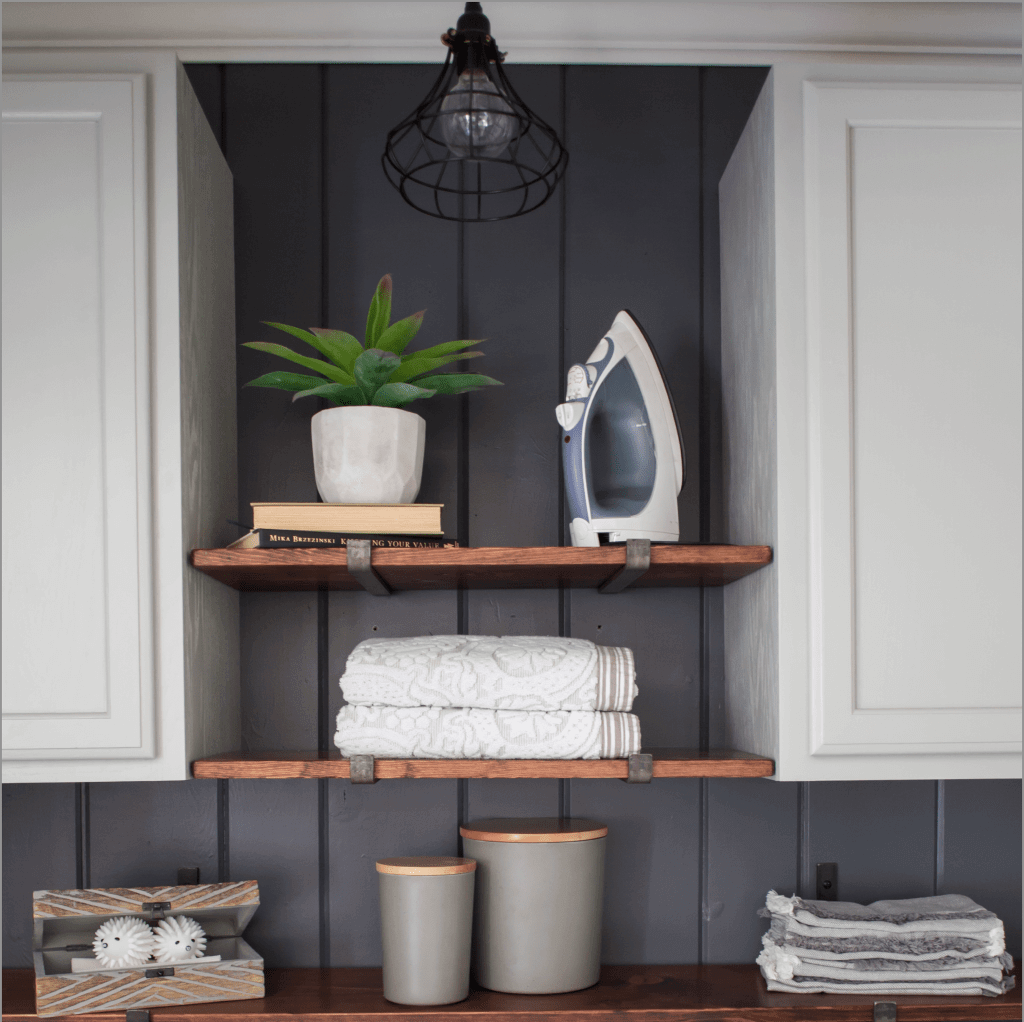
[3,65,1020,973]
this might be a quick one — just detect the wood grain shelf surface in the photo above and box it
[191,749,775,780]
[4,964,1020,1022]
[188,544,772,592]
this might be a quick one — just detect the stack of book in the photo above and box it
[228,503,457,550]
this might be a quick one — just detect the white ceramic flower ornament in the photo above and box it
[152,915,207,962]
[92,916,155,968]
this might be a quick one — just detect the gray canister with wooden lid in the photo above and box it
[376,857,476,1005]
[460,818,607,994]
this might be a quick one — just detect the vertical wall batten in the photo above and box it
[318,777,331,968]
[698,778,710,963]
[74,783,90,890]
[217,779,230,882]
[934,779,946,896]
[557,63,570,825]
[798,781,811,897]
[317,589,330,753]
[455,194,468,838]
[696,73,711,964]
[316,71,331,971]
[218,65,227,152]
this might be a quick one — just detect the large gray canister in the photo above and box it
[460,818,607,994]
[376,857,476,1005]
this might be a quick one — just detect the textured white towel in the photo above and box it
[340,635,637,712]
[335,704,641,759]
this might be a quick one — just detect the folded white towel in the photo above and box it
[340,635,637,712]
[335,704,641,759]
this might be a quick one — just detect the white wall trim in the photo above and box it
[3,3,1022,64]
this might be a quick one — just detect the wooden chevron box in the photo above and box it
[31,881,264,1017]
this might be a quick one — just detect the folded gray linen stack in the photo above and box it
[334,635,642,760]
[757,891,1015,997]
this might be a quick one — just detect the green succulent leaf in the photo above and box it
[411,373,503,395]
[372,382,437,408]
[308,328,363,371]
[261,322,321,348]
[365,274,393,348]
[291,383,365,406]
[389,350,483,384]
[243,341,355,386]
[354,347,401,402]
[375,311,425,356]
[405,339,483,362]
[243,371,329,393]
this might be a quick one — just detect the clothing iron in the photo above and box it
[556,310,685,547]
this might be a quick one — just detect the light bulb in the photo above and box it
[439,69,515,159]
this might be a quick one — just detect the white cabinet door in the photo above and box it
[804,83,1022,757]
[2,76,154,759]
[721,66,1022,780]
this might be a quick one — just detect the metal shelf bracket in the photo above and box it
[349,754,377,784]
[140,901,171,922]
[347,540,391,596]
[625,753,654,783]
[874,1003,897,1022]
[599,539,651,594]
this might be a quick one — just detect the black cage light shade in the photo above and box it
[382,2,569,222]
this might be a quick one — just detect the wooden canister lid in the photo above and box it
[459,818,608,843]
[375,857,477,876]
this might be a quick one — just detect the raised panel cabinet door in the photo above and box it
[2,75,154,758]
[805,82,1022,756]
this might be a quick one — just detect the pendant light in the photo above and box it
[382,2,568,222]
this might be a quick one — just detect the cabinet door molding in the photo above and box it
[805,81,1022,757]
[721,64,1022,781]
[2,74,154,759]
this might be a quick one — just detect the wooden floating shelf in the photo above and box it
[188,543,772,592]
[191,748,775,780]
[4,964,1020,1021]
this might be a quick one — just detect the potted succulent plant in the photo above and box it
[244,275,501,504]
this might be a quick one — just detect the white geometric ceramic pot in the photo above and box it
[311,406,426,504]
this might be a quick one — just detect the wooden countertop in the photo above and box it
[5,963,1020,1021]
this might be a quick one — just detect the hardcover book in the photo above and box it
[227,529,457,551]
[250,502,443,535]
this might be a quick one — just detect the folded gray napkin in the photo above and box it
[761,891,998,932]
[768,917,1003,959]
[757,891,1015,997]
[762,975,1010,997]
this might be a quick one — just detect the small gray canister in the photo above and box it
[460,818,607,994]
[376,856,476,1005]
